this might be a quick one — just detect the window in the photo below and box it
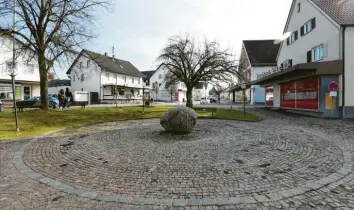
[158,74,162,79]
[5,61,14,72]
[79,62,83,69]
[301,18,316,36]
[87,60,91,67]
[105,72,109,80]
[0,85,14,100]
[312,45,324,62]
[138,78,140,84]
[297,3,300,13]
[73,75,76,82]
[81,74,84,81]
[123,76,126,82]
[287,31,298,45]
[132,78,134,83]
[24,63,35,74]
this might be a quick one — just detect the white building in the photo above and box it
[146,64,187,102]
[48,79,71,95]
[253,0,354,118]
[230,40,279,105]
[66,49,145,102]
[0,30,41,103]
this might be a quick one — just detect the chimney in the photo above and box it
[104,52,107,56]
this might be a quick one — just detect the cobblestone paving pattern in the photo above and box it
[1,108,354,209]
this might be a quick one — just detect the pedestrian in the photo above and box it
[64,88,73,109]
[58,89,65,110]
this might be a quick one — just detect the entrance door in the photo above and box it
[23,86,31,100]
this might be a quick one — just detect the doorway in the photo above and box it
[23,86,31,100]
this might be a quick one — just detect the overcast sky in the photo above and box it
[57,0,292,78]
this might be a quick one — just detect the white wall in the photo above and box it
[0,37,40,82]
[101,71,143,88]
[277,0,341,66]
[70,55,101,95]
[48,86,70,95]
[273,85,281,108]
[345,27,354,106]
[149,64,187,102]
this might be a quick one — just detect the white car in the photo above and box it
[200,97,209,104]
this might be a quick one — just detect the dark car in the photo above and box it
[16,96,59,109]
[209,98,217,103]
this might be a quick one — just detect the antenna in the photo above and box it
[112,46,115,58]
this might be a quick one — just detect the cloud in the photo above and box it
[56,0,292,78]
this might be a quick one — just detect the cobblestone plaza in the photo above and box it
[1,109,354,209]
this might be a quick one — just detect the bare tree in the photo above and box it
[210,83,229,103]
[0,0,111,109]
[157,35,238,108]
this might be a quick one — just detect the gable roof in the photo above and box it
[311,0,354,25]
[242,40,280,67]
[141,70,156,78]
[48,79,70,87]
[66,49,145,77]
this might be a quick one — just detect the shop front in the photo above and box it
[252,60,344,118]
[280,77,319,110]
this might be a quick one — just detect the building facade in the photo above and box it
[66,50,145,102]
[48,79,71,95]
[231,40,280,105]
[253,0,354,118]
[0,32,40,103]
[147,64,187,102]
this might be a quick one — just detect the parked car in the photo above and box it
[209,98,217,103]
[16,96,59,109]
[200,97,209,104]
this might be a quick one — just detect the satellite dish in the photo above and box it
[274,32,292,45]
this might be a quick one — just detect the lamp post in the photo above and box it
[142,82,146,113]
[9,0,19,131]
[241,82,246,116]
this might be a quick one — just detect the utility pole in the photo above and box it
[10,0,19,132]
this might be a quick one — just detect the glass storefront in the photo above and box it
[280,77,319,110]
[0,84,21,100]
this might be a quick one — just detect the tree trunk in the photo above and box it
[38,53,49,109]
[186,88,193,108]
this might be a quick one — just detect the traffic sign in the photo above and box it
[328,81,339,92]
[330,91,337,97]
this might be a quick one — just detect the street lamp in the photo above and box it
[241,82,247,116]
[142,82,146,113]
[6,0,19,131]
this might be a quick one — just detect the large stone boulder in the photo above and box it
[160,107,198,133]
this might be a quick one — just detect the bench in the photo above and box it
[193,107,217,117]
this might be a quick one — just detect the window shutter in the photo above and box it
[311,18,316,29]
[287,38,290,45]
[307,50,312,63]
[323,44,328,58]
[300,26,304,36]
[295,30,298,40]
